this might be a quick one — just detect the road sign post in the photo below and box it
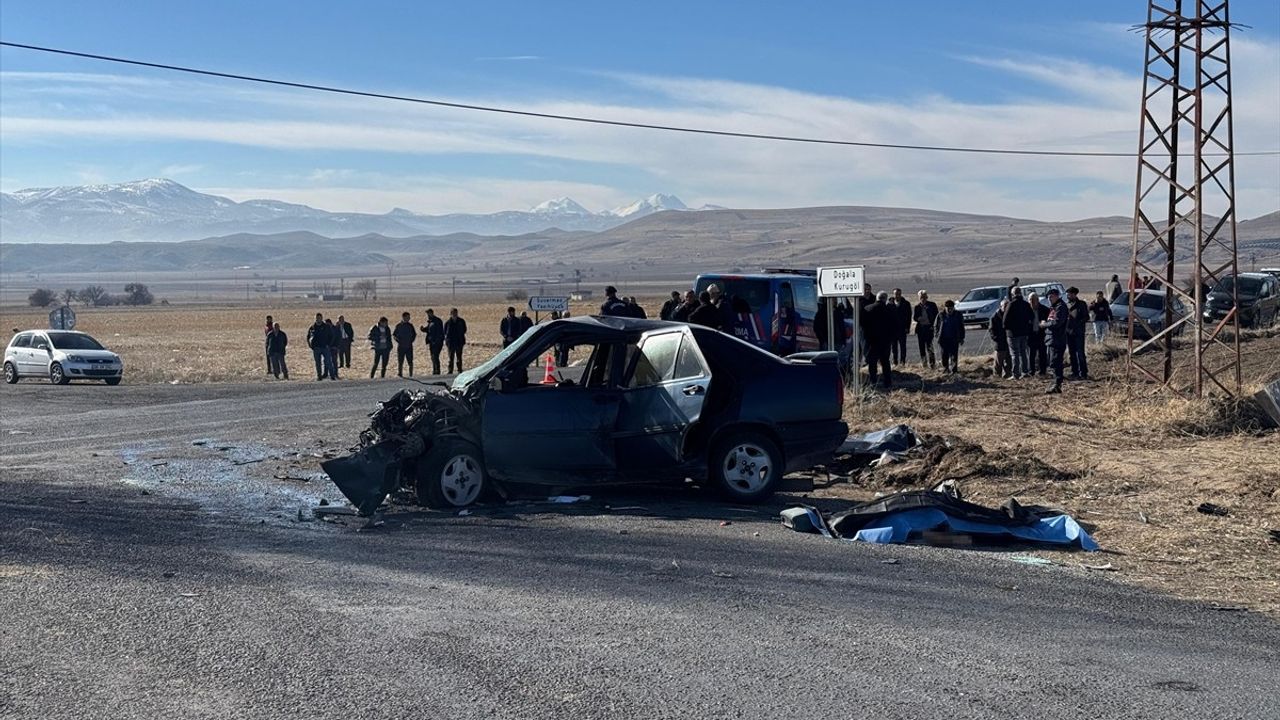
[817,266,866,400]
[48,305,77,331]
[528,296,569,324]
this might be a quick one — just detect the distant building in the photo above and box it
[571,290,594,300]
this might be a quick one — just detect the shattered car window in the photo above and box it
[627,332,681,388]
[452,325,540,390]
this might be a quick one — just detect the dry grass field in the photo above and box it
[0,297,651,384]
[822,331,1280,613]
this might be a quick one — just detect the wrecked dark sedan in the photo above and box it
[323,316,848,513]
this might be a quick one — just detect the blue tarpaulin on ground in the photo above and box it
[848,508,1099,551]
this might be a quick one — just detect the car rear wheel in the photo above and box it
[416,438,487,509]
[3,362,17,384]
[49,362,69,385]
[710,431,783,503]
[105,377,122,386]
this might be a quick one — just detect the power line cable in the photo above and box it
[2,40,1278,157]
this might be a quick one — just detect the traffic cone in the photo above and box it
[541,355,557,384]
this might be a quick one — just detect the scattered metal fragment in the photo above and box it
[1197,503,1229,517]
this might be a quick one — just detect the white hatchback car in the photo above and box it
[4,330,124,385]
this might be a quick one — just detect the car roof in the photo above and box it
[1234,272,1271,279]
[1116,288,1170,296]
[697,272,813,281]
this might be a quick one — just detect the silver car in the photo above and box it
[4,330,124,385]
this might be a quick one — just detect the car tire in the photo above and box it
[105,377,122,386]
[49,362,69,385]
[709,430,783,503]
[3,362,17,384]
[415,438,487,509]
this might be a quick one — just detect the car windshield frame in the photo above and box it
[452,323,543,391]
[960,287,1005,303]
[47,332,105,351]
[1212,276,1263,297]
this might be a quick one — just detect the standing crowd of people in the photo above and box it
[849,278,1119,395]
[263,308,470,381]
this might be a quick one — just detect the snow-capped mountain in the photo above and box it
[0,179,708,243]
[610,193,689,218]
[531,197,593,216]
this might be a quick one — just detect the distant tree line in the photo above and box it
[28,283,155,307]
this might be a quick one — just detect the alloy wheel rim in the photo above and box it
[440,454,482,506]
[722,443,772,493]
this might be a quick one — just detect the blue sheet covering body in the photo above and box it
[848,508,1098,551]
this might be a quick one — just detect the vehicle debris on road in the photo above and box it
[1197,502,1230,517]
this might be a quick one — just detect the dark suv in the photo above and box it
[1204,273,1280,329]
[324,316,849,512]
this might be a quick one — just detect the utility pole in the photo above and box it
[1127,0,1242,397]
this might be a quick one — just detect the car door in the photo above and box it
[8,333,32,373]
[614,329,712,474]
[480,342,621,484]
[27,333,52,375]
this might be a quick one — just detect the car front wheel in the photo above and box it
[710,430,783,503]
[416,438,487,509]
[49,362,69,385]
[3,362,17,384]
[105,377,122,386]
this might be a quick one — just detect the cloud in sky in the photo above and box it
[1,36,1277,221]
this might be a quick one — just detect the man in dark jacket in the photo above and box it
[368,317,392,378]
[420,308,444,375]
[1041,289,1070,393]
[264,315,274,375]
[444,308,467,373]
[600,286,627,316]
[1004,288,1034,379]
[989,301,1011,379]
[624,297,647,319]
[305,313,332,381]
[688,292,721,329]
[708,285,736,331]
[672,290,698,322]
[660,291,681,321]
[323,318,341,380]
[518,311,534,337]
[889,289,912,366]
[266,322,289,380]
[336,315,355,369]
[500,307,520,348]
[863,292,895,388]
[937,300,966,372]
[1065,287,1090,380]
[913,291,940,368]
[393,311,417,377]
[1027,292,1049,376]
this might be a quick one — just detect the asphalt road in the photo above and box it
[2,378,1277,719]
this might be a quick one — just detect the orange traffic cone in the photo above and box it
[541,355,557,384]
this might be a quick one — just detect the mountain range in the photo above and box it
[0,179,710,243]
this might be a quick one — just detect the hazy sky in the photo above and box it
[2,0,1278,220]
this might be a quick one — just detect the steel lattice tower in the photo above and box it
[1128,0,1242,397]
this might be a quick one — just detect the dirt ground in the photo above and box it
[819,330,1280,614]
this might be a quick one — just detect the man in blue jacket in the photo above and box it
[1041,289,1070,394]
